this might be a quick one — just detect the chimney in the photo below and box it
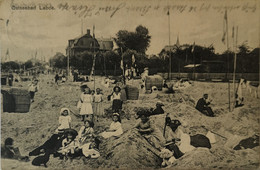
[87,29,90,35]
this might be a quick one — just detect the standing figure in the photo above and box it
[61,75,66,83]
[79,87,94,122]
[28,79,39,103]
[111,86,122,113]
[195,94,214,117]
[235,79,244,108]
[73,71,78,82]
[55,74,59,84]
[93,88,104,121]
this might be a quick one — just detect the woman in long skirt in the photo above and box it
[111,86,122,113]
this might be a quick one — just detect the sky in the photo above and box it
[0,0,259,62]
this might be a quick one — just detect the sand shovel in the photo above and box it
[201,126,227,140]
[133,130,161,157]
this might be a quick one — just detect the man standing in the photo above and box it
[195,94,214,117]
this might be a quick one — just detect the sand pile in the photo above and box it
[100,129,162,169]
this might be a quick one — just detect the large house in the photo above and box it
[66,29,114,57]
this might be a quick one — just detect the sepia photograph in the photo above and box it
[0,0,259,169]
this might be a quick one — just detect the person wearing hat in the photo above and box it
[100,113,123,139]
[111,86,123,113]
[195,94,214,117]
[28,79,39,103]
[56,108,72,133]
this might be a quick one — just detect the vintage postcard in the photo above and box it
[0,0,259,169]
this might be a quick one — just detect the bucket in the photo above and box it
[145,75,163,91]
[1,90,15,113]
[126,85,139,100]
[10,88,31,113]
[1,77,7,85]
[121,88,127,101]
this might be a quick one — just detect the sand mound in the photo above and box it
[101,130,162,169]
[171,148,216,168]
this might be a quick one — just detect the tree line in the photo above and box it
[2,25,258,75]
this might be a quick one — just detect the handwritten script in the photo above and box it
[10,1,257,18]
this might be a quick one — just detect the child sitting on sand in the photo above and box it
[56,108,71,133]
[58,130,78,160]
[100,113,123,139]
[134,109,165,149]
[75,120,95,147]
[59,133,75,160]
[1,137,29,162]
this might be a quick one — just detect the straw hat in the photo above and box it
[60,108,70,115]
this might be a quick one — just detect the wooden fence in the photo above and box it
[157,73,259,81]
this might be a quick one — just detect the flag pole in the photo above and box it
[167,7,171,81]
[232,26,238,110]
[225,10,231,112]
[93,25,96,90]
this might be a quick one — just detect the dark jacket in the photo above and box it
[195,98,210,112]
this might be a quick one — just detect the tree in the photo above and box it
[1,61,20,71]
[114,25,151,54]
[49,52,67,69]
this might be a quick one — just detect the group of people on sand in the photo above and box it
[77,84,123,122]
[19,108,124,167]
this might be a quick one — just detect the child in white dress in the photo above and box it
[100,113,123,139]
[56,108,71,133]
[75,120,95,147]
[79,88,94,122]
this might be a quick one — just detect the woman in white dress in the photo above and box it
[79,87,94,122]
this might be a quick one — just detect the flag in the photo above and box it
[167,9,170,15]
[222,10,227,44]
[90,54,96,76]
[232,26,235,38]
[191,42,195,53]
[132,54,135,65]
[176,35,180,48]
[120,59,124,70]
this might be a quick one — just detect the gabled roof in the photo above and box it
[97,38,114,51]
